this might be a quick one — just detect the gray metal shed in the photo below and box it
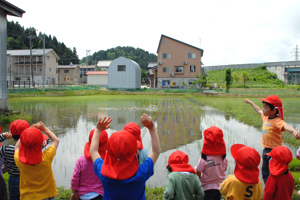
[108,57,141,89]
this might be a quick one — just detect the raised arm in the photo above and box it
[283,124,300,139]
[90,117,112,164]
[141,113,161,164]
[32,121,59,149]
[15,138,21,152]
[243,99,263,115]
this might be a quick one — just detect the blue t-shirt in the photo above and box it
[94,157,154,200]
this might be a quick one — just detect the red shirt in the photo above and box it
[263,171,294,200]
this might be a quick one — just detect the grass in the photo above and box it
[205,66,285,88]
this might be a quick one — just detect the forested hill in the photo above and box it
[6,21,79,65]
[81,46,158,70]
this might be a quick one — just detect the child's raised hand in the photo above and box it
[243,99,251,104]
[96,116,112,131]
[32,121,47,132]
[2,132,12,139]
[293,130,300,140]
[141,113,154,129]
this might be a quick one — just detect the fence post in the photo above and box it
[13,81,14,88]
[24,81,25,88]
[18,81,20,89]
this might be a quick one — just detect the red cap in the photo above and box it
[231,144,261,184]
[259,95,284,120]
[10,119,30,135]
[84,129,108,160]
[124,122,143,149]
[101,130,139,180]
[202,126,226,155]
[266,146,292,176]
[19,127,48,165]
[167,151,196,174]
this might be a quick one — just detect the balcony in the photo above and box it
[13,71,42,76]
[14,60,43,64]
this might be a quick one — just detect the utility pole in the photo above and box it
[85,50,91,83]
[199,38,201,48]
[28,28,35,87]
[42,33,45,91]
[292,45,299,61]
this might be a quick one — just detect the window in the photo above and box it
[49,68,51,72]
[64,70,69,73]
[33,67,36,71]
[163,41,166,45]
[16,77,21,81]
[190,65,196,72]
[162,80,170,87]
[188,53,196,59]
[162,67,170,73]
[163,53,170,59]
[175,66,183,73]
[118,65,126,71]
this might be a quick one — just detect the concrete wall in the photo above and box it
[157,77,198,88]
[87,75,108,85]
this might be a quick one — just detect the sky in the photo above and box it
[6,0,300,66]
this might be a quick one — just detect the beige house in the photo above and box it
[97,60,112,71]
[86,71,108,86]
[154,34,204,88]
[6,49,60,85]
[58,64,80,84]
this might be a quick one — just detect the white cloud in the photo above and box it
[7,0,300,65]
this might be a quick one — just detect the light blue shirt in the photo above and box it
[138,148,148,164]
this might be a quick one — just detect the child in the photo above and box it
[124,122,148,164]
[219,144,263,200]
[263,146,294,200]
[70,129,108,200]
[195,126,228,200]
[0,174,8,200]
[14,121,59,200]
[164,150,204,200]
[0,119,29,200]
[244,95,299,184]
[90,113,161,199]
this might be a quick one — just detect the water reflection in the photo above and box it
[7,98,299,189]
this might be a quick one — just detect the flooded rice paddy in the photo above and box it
[7,96,300,188]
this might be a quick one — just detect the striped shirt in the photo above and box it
[0,134,20,176]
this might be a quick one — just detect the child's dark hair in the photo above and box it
[166,165,173,173]
[12,135,20,140]
[201,153,226,161]
[263,101,279,114]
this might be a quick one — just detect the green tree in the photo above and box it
[182,78,186,89]
[192,74,207,89]
[240,71,249,87]
[141,69,147,83]
[225,67,233,92]
[232,72,239,82]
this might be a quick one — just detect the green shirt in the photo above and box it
[163,172,204,200]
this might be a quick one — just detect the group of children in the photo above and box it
[0,95,299,200]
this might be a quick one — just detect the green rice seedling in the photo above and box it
[171,98,179,149]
